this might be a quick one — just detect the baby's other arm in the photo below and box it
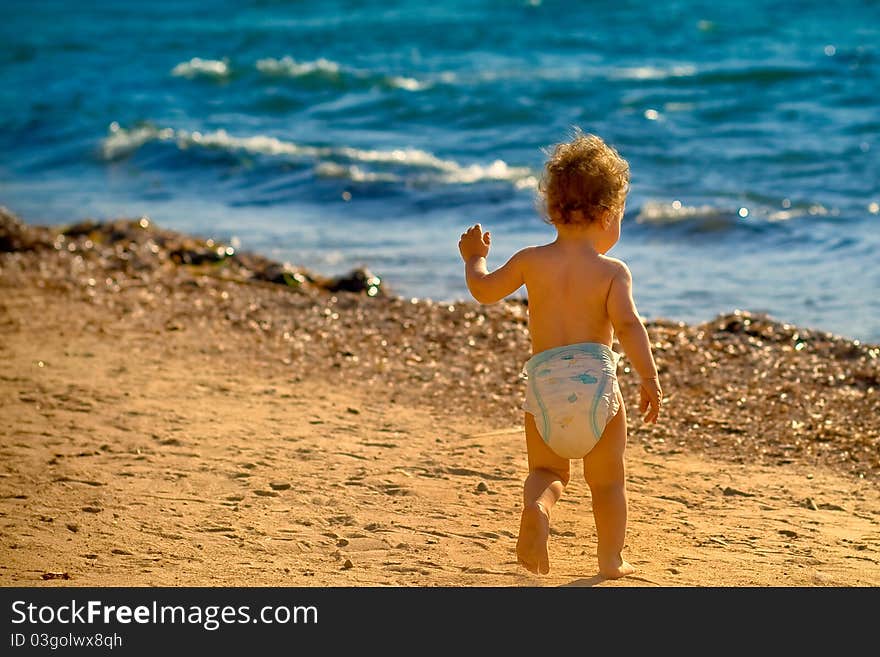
[606,260,662,422]
[459,224,528,305]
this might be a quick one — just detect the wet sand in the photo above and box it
[1,208,878,586]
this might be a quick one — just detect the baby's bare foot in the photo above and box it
[600,559,636,580]
[516,502,550,575]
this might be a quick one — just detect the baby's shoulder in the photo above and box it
[524,242,566,260]
[511,244,541,268]
[597,254,631,277]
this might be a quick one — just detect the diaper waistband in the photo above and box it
[522,342,620,377]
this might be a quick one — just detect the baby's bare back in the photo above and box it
[522,242,617,354]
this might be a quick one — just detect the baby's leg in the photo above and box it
[583,391,635,579]
[517,411,570,575]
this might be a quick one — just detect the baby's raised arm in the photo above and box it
[459,223,528,305]
[606,260,662,422]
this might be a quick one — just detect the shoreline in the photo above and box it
[12,203,876,347]
[2,206,878,481]
[1,206,879,586]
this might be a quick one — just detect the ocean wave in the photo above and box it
[315,162,400,183]
[386,76,430,91]
[99,123,536,187]
[171,57,230,79]
[255,56,431,91]
[767,204,832,222]
[634,199,837,231]
[608,63,814,87]
[633,200,747,233]
[317,158,536,187]
[171,55,716,92]
[635,200,726,224]
[436,160,535,186]
[610,65,698,81]
[255,56,340,77]
[100,123,172,160]
[100,123,319,160]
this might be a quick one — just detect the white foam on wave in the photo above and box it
[637,200,837,226]
[171,57,230,79]
[437,159,534,185]
[334,145,450,169]
[99,123,536,187]
[610,65,697,80]
[767,209,803,222]
[387,75,430,91]
[635,200,724,224]
[768,204,832,222]
[334,148,533,185]
[255,56,432,92]
[100,123,173,160]
[255,56,341,77]
[100,124,320,160]
[315,162,400,183]
[169,54,439,93]
[169,56,695,91]
[439,64,696,87]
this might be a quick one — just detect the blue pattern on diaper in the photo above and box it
[521,342,622,458]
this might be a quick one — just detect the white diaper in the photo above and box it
[521,342,621,459]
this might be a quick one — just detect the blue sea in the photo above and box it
[1,0,878,341]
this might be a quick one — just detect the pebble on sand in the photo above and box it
[41,572,71,580]
[722,486,754,497]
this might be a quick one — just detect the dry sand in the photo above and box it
[1,210,878,586]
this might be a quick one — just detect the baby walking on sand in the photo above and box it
[458,130,662,578]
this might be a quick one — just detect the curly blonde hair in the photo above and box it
[538,129,630,226]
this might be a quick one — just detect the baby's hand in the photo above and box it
[638,377,662,424]
[458,223,490,261]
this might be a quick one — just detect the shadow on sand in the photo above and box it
[560,574,606,587]
[562,574,660,587]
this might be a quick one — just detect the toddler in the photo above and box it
[457,130,662,578]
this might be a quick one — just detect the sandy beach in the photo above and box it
[1,208,878,587]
